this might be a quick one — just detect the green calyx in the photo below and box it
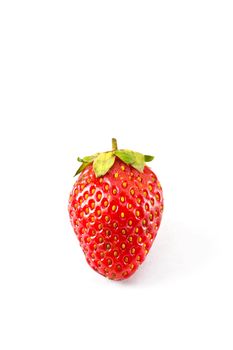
[74,138,154,177]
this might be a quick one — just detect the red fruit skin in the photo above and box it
[68,159,163,281]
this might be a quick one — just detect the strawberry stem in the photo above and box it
[112,138,118,151]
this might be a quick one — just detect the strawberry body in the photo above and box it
[68,157,163,281]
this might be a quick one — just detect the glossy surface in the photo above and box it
[68,159,163,280]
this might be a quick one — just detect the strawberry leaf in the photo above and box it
[83,153,99,163]
[144,155,154,162]
[93,152,116,177]
[74,140,154,178]
[115,149,145,172]
[77,154,99,163]
[115,150,135,164]
[131,152,145,172]
[74,162,90,177]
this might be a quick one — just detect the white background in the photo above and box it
[0,1,233,349]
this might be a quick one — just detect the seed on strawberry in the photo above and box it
[68,138,163,281]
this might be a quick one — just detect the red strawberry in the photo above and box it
[68,139,163,280]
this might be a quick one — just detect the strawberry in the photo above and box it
[68,139,163,280]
